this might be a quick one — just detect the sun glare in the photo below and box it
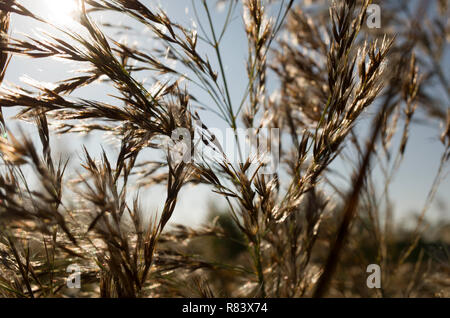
[43,0,79,27]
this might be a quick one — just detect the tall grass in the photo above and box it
[0,0,448,297]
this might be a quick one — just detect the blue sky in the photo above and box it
[3,0,449,227]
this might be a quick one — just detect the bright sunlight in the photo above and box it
[43,0,79,27]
